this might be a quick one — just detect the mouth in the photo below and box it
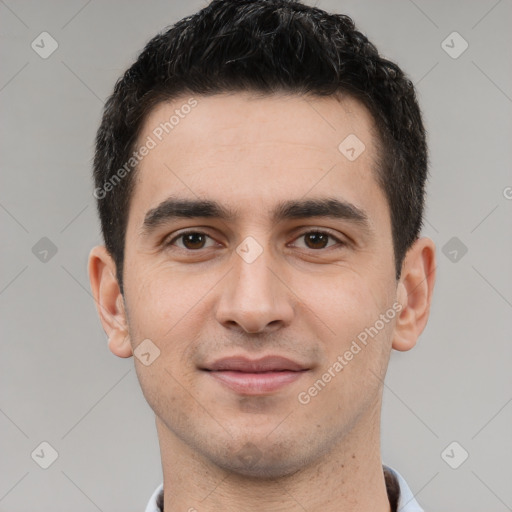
[200,355,310,395]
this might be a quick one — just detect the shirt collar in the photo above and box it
[384,465,425,512]
[144,465,424,512]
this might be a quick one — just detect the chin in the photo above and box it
[205,436,312,480]
[217,454,305,480]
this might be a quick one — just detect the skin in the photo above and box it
[89,92,436,512]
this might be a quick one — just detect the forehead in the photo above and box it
[128,92,388,232]
[139,91,378,161]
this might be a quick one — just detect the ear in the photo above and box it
[88,245,133,358]
[392,236,436,351]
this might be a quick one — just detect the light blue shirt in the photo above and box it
[144,464,424,511]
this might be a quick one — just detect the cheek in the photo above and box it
[125,266,204,417]
[296,268,387,342]
[295,270,393,393]
[126,262,215,341]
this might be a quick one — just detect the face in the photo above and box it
[118,92,403,477]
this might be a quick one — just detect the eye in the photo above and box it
[165,229,345,252]
[166,231,217,250]
[290,230,345,250]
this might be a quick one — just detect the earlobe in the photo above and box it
[391,237,436,352]
[88,245,133,358]
[108,332,133,358]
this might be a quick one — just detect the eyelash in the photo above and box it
[165,229,346,251]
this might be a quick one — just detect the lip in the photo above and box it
[205,355,307,372]
[201,355,309,395]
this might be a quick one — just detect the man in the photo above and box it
[88,0,436,510]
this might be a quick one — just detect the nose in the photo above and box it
[215,242,295,334]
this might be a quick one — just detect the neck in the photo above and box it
[155,407,391,512]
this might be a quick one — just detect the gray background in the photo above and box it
[1,0,511,510]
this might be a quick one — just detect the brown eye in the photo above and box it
[304,232,330,249]
[292,230,343,250]
[168,231,215,250]
[181,233,206,250]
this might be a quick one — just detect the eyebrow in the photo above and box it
[140,196,373,238]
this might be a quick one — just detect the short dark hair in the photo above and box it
[93,0,428,295]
